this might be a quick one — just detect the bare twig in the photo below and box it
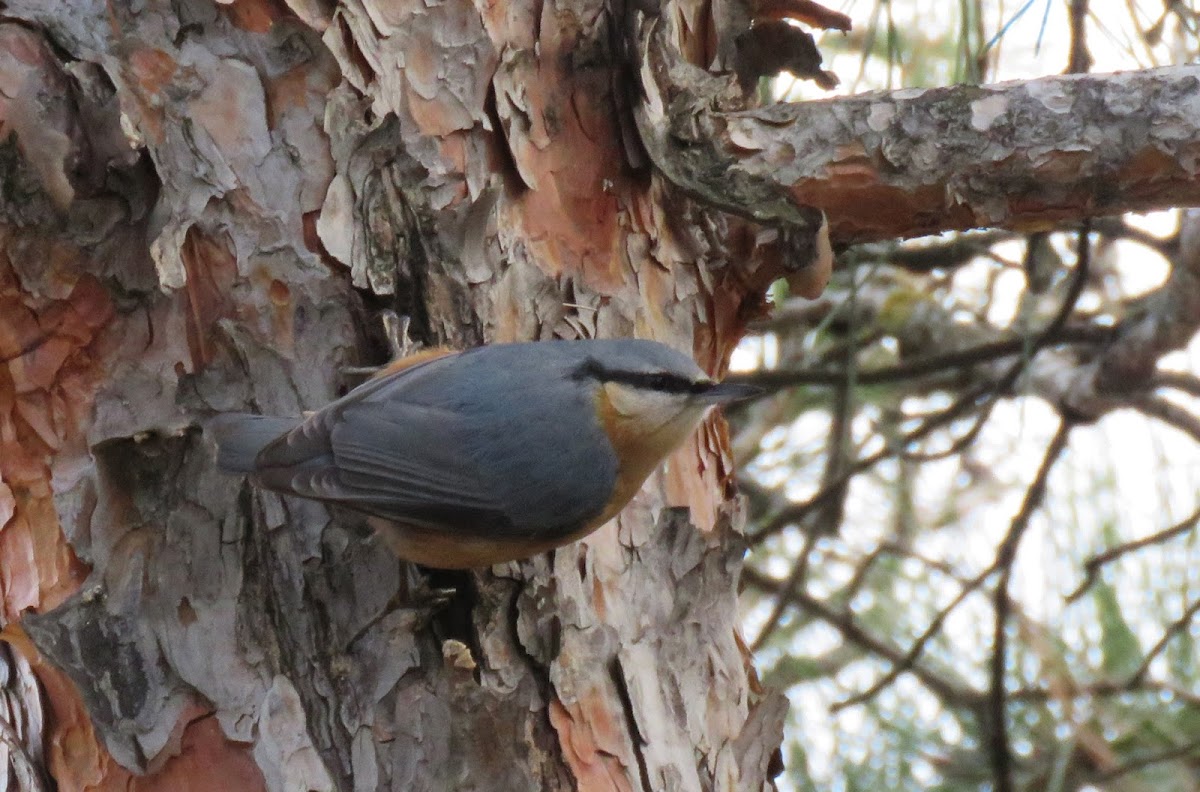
[875,541,961,578]
[729,325,1110,390]
[837,230,1017,273]
[746,380,991,545]
[1011,679,1200,709]
[1091,737,1200,784]
[752,316,861,651]
[1078,208,1200,400]
[816,344,857,536]
[1152,369,1200,398]
[751,221,1093,545]
[1133,394,1200,444]
[749,530,821,652]
[1092,216,1179,255]
[1127,597,1200,687]
[1066,0,1092,74]
[1066,503,1200,603]
[898,401,994,462]
[989,420,1074,792]
[742,569,982,709]
[831,564,992,711]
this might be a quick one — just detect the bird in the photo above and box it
[207,338,760,569]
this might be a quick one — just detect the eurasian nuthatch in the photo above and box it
[208,339,759,569]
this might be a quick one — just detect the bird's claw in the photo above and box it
[381,310,419,360]
[343,584,457,649]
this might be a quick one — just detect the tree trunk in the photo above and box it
[0,1,787,790]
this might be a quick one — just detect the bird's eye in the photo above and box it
[646,374,673,390]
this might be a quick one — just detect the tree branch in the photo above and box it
[836,230,1018,273]
[830,564,992,711]
[742,569,983,709]
[1091,737,1200,784]
[1059,207,1200,417]
[1065,503,1200,603]
[750,222,1092,545]
[1127,597,1200,688]
[1153,369,1200,398]
[988,420,1074,792]
[1133,394,1200,444]
[729,325,1109,389]
[1011,678,1200,709]
[749,530,820,651]
[635,13,1200,244]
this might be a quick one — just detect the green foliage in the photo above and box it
[1092,523,1144,679]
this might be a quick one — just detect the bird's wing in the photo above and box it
[253,347,461,471]
[329,402,503,519]
[253,380,512,533]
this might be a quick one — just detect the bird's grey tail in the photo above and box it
[207,413,301,473]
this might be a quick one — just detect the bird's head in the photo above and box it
[571,340,761,444]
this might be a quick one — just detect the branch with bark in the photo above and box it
[633,6,1200,244]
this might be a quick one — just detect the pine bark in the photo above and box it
[1,1,781,789]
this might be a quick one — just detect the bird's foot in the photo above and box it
[381,310,420,360]
[344,584,457,650]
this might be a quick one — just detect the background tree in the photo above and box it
[733,2,1200,790]
[0,2,1196,792]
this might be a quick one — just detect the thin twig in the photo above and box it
[1133,394,1200,444]
[749,378,997,545]
[875,541,962,578]
[1091,737,1200,784]
[752,304,862,651]
[1011,679,1200,709]
[742,569,983,708]
[899,400,994,462]
[729,325,1110,390]
[1092,216,1179,256]
[749,529,820,652]
[1066,0,1092,73]
[831,564,992,712]
[1152,369,1200,399]
[1066,503,1200,603]
[989,420,1074,792]
[836,230,1016,273]
[1127,597,1200,687]
[751,221,1094,546]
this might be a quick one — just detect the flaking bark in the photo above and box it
[1,1,778,790]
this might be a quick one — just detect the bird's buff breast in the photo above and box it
[368,517,595,569]
[584,382,705,529]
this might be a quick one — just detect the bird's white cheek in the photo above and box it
[604,384,710,447]
[605,384,680,429]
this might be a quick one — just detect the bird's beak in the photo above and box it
[695,381,764,404]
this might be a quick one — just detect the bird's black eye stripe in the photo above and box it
[572,358,607,381]
[572,359,706,394]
